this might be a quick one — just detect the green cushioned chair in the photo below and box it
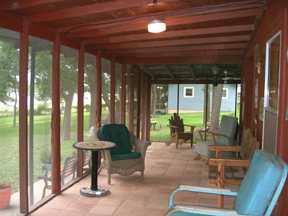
[96,124,151,184]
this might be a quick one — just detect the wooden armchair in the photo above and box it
[208,128,259,207]
[166,151,288,216]
[168,113,195,148]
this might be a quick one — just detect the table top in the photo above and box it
[73,141,116,151]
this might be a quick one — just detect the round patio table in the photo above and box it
[73,140,115,197]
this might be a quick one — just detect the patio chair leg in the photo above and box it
[41,186,46,199]
[108,172,111,185]
[141,171,144,178]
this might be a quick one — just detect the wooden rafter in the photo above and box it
[30,0,150,22]
[96,35,251,50]
[117,56,242,64]
[165,65,176,79]
[0,0,64,10]
[70,8,262,38]
[86,25,254,44]
[103,43,247,55]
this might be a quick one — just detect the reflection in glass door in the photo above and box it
[263,32,281,154]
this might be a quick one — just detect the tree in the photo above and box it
[0,41,19,127]
[85,58,96,128]
[60,52,78,140]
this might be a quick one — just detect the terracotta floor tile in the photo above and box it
[32,142,239,216]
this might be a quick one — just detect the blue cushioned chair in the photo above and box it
[166,150,288,216]
[96,124,150,184]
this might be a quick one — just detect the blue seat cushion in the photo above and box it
[111,152,141,161]
[98,124,132,155]
[235,151,283,215]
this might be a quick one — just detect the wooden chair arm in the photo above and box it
[183,124,196,132]
[208,145,241,153]
[208,131,230,139]
[208,158,250,168]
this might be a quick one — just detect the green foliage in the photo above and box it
[0,41,19,104]
[35,103,50,115]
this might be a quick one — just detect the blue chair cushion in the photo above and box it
[111,152,141,161]
[98,124,132,155]
[235,151,283,215]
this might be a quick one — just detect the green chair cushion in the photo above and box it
[111,152,141,161]
[98,124,132,155]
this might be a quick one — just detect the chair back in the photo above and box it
[169,113,184,135]
[216,115,238,145]
[240,128,259,160]
[235,150,288,216]
[61,156,77,185]
[98,124,132,155]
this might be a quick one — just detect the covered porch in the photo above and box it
[0,0,287,215]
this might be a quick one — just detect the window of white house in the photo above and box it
[222,88,228,99]
[184,87,194,98]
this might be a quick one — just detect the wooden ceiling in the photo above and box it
[0,0,265,81]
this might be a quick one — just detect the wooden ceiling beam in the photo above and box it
[0,0,64,10]
[64,0,264,34]
[111,50,244,58]
[30,0,150,22]
[86,24,254,44]
[102,36,250,50]
[71,8,262,37]
[103,44,247,55]
[117,56,242,65]
[165,65,176,79]
[151,79,241,84]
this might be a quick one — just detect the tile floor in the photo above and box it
[31,142,236,216]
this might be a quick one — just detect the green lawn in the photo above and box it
[0,110,108,193]
[0,108,238,193]
[150,111,238,142]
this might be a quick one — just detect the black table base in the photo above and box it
[80,151,110,197]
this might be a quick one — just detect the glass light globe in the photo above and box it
[147,20,166,33]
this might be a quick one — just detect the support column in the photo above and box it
[110,60,115,123]
[136,71,141,138]
[128,67,134,133]
[146,79,152,141]
[141,74,147,140]
[120,64,126,124]
[96,54,102,128]
[177,83,180,114]
[234,84,238,117]
[19,18,29,214]
[28,47,36,205]
[51,32,61,194]
[77,43,85,177]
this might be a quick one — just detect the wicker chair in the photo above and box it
[90,124,150,184]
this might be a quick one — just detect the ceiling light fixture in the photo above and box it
[147,19,166,33]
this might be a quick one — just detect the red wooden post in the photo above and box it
[128,66,134,133]
[110,60,116,123]
[77,43,85,177]
[136,70,141,138]
[140,73,147,139]
[51,32,61,194]
[146,78,152,141]
[120,64,127,124]
[96,54,102,128]
[19,18,29,214]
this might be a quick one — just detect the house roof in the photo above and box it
[0,0,265,82]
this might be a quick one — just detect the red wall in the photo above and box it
[242,0,288,215]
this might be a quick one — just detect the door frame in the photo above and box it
[262,31,282,153]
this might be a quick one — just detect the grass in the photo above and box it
[0,110,108,193]
[150,111,238,142]
[0,107,238,193]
